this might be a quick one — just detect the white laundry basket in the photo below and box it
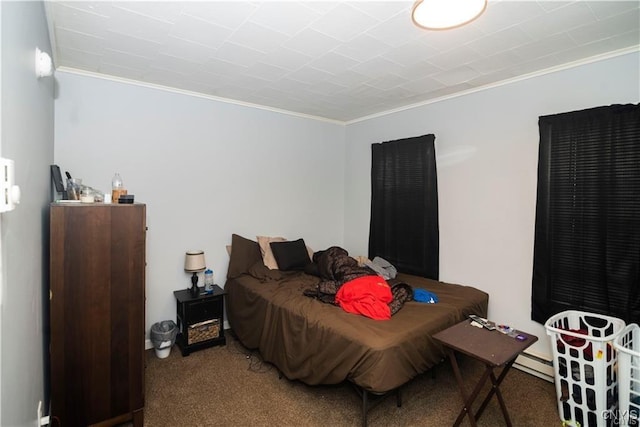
[614,323,640,426]
[545,310,625,427]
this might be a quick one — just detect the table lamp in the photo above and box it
[185,250,206,297]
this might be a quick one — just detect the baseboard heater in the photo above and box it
[513,349,554,383]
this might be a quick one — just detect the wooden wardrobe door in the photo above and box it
[50,204,145,427]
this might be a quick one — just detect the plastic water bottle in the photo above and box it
[111,173,126,203]
[204,269,214,292]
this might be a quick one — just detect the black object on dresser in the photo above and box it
[174,285,226,356]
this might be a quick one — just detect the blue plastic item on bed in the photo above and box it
[414,289,438,303]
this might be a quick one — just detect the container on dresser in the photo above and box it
[49,202,146,427]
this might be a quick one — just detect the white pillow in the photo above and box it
[257,236,286,269]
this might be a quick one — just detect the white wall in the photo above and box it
[0,1,54,425]
[344,51,640,359]
[54,72,346,340]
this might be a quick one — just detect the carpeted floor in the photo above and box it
[142,332,560,426]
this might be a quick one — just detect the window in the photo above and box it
[531,104,640,324]
[369,134,439,280]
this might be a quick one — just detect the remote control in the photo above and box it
[469,314,496,331]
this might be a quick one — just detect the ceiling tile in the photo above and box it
[350,1,410,21]
[506,53,571,78]
[432,66,481,86]
[363,74,409,91]
[586,1,640,20]
[98,61,146,80]
[109,1,184,22]
[282,28,342,57]
[517,2,597,39]
[472,1,546,32]
[56,2,115,18]
[153,53,201,75]
[196,60,248,80]
[261,47,313,71]
[102,48,154,70]
[247,2,321,36]
[52,3,109,38]
[181,2,257,29]
[510,33,577,61]
[310,3,380,42]
[424,82,474,100]
[363,11,424,49]
[108,5,174,43]
[467,26,533,56]
[554,30,640,63]
[214,41,267,68]
[416,23,485,53]
[399,75,446,93]
[58,46,102,70]
[169,12,233,49]
[351,56,406,79]
[428,46,484,70]
[160,36,217,64]
[326,69,369,87]
[567,11,640,45]
[383,39,439,67]
[244,62,289,82]
[144,67,189,86]
[55,26,105,54]
[332,33,393,62]
[468,50,525,75]
[102,30,164,59]
[306,80,351,96]
[395,61,443,80]
[227,21,290,54]
[307,51,360,74]
[287,66,333,85]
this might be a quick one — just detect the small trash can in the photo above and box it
[150,320,178,359]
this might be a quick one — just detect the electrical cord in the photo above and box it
[226,334,273,374]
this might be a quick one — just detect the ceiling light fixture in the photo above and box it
[411,0,487,31]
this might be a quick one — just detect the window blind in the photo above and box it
[532,104,640,324]
[369,134,439,280]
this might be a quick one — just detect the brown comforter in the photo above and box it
[225,270,488,393]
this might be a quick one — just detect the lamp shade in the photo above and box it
[411,0,487,30]
[184,250,206,272]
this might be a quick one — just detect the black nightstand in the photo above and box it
[174,285,226,356]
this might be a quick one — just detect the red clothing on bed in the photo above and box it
[335,275,392,320]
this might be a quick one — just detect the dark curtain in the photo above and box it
[369,134,439,280]
[532,104,640,324]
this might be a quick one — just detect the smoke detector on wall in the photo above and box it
[35,47,53,78]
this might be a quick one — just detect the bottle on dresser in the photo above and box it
[112,172,127,203]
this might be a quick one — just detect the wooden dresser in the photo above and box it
[49,203,146,426]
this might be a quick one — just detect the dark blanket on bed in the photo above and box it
[303,246,413,316]
[225,271,489,393]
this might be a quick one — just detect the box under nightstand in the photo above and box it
[174,285,226,356]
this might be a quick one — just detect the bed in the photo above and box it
[224,234,489,425]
